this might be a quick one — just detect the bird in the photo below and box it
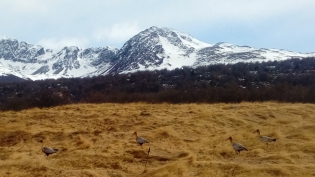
[227,136,248,154]
[42,147,58,157]
[254,129,276,146]
[134,132,149,146]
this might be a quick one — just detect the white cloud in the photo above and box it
[93,22,142,43]
[1,0,315,52]
[37,37,89,50]
[1,0,48,13]
[35,22,143,49]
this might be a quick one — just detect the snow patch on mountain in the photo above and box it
[0,59,29,79]
[158,36,195,68]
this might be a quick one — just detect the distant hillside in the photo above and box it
[1,57,315,111]
[0,74,29,82]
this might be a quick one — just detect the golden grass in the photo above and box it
[1,102,315,176]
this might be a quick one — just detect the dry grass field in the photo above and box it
[1,102,315,177]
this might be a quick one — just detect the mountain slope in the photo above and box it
[1,27,314,81]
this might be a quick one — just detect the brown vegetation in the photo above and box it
[0,102,315,176]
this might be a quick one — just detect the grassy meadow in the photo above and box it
[0,102,315,177]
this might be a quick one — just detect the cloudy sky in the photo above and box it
[1,0,314,52]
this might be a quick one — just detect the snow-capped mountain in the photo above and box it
[110,26,211,74]
[195,42,313,66]
[0,27,314,81]
[110,26,314,74]
[0,37,118,80]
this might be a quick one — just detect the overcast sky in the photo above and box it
[1,0,314,52]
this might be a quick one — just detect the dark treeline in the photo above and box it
[1,57,315,111]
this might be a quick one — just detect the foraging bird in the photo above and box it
[42,147,58,157]
[134,132,149,146]
[227,136,248,154]
[254,129,276,146]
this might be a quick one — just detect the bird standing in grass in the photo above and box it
[42,147,58,157]
[254,129,276,147]
[134,132,149,146]
[227,136,248,154]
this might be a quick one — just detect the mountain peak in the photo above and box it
[149,26,159,30]
[1,27,314,81]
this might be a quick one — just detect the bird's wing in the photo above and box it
[260,136,276,142]
[233,143,248,151]
[44,147,57,153]
[137,137,149,143]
